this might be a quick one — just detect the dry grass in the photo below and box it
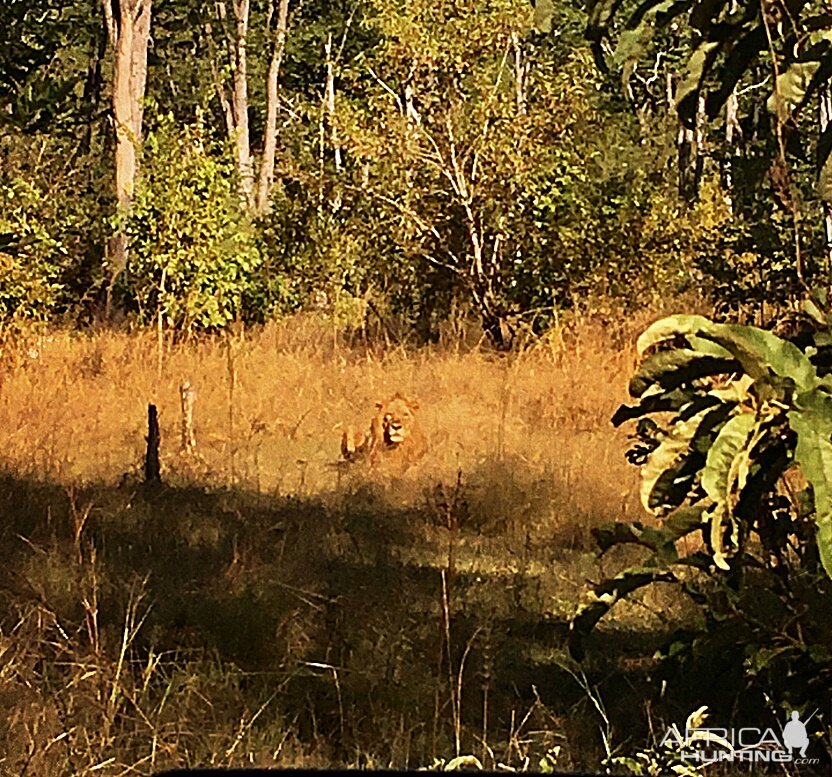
[0,314,641,528]
[0,313,686,774]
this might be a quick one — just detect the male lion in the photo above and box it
[341,393,427,468]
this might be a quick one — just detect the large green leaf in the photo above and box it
[592,505,704,564]
[533,0,554,33]
[640,404,733,514]
[701,413,758,500]
[637,315,818,392]
[675,39,720,122]
[629,350,739,397]
[613,0,680,89]
[766,30,832,120]
[611,387,697,426]
[767,62,820,121]
[701,412,758,569]
[789,391,832,578]
[637,314,714,356]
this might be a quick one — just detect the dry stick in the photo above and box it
[479,625,494,766]
[179,381,196,454]
[441,473,463,756]
[145,404,161,483]
[441,568,457,755]
[157,268,166,378]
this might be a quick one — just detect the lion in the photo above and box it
[341,393,427,468]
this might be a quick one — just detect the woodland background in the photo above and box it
[1,0,829,344]
[1,0,832,775]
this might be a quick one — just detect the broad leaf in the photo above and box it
[611,387,697,426]
[637,315,818,391]
[768,62,820,121]
[629,350,739,397]
[640,404,733,514]
[675,40,720,123]
[637,314,713,356]
[701,412,758,501]
[569,566,677,660]
[789,394,832,578]
[533,0,554,33]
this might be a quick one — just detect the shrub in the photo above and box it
[0,178,66,321]
[122,115,285,331]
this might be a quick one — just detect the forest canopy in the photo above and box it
[1,0,831,344]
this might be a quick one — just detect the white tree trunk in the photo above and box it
[511,31,528,116]
[230,0,254,208]
[103,0,152,311]
[724,89,740,211]
[324,34,342,172]
[255,0,290,214]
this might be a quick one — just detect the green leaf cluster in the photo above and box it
[571,311,832,729]
[123,115,281,331]
[0,178,68,321]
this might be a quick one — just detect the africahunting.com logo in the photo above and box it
[660,707,821,766]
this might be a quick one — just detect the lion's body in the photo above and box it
[341,394,427,468]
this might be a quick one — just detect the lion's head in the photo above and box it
[375,394,420,449]
[341,393,427,468]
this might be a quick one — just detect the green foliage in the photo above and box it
[0,178,67,321]
[4,0,818,336]
[123,115,284,330]
[0,1,103,135]
[623,312,832,574]
[571,310,832,742]
[326,0,692,340]
[585,0,832,129]
[579,0,832,319]
[608,707,713,776]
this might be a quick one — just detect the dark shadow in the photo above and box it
[0,467,697,773]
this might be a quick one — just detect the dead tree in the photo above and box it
[179,381,197,455]
[145,403,161,483]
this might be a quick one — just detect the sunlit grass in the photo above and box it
[0,312,694,774]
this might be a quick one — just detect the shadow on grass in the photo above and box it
[0,464,672,772]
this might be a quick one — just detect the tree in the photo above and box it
[210,0,291,214]
[123,115,271,330]
[345,0,608,346]
[102,0,153,312]
[566,0,832,300]
[570,309,832,735]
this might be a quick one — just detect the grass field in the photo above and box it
[0,314,693,774]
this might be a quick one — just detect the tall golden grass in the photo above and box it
[0,314,642,524]
[0,312,676,774]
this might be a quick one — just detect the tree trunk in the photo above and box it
[324,34,342,172]
[511,31,528,116]
[79,19,107,157]
[227,0,254,208]
[145,403,161,483]
[677,95,706,200]
[724,89,740,212]
[254,0,290,215]
[102,0,152,315]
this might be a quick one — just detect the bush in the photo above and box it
[122,115,287,331]
[0,178,67,322]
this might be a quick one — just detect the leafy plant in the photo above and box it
[122,114,282,331]
[0,179,67,321]
[571,307,832,742]
[607,706,711,777]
